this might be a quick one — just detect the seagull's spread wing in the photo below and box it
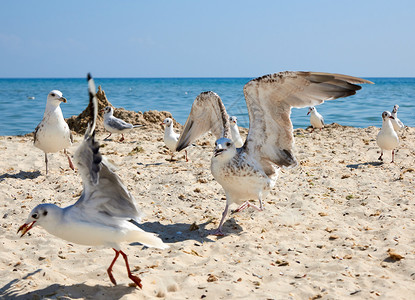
[243,71,373,168]
[176,91,231,151]
[72,74,142,221]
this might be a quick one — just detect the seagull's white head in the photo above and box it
[47,90,66,106]
[229,116,238,126]
[213,137,236,161]
[392,105,399,113]
[18,203,62,237]
[103,106,114,116]
[162,118,173,127]
[381,111,394,121]
[307,107,315,115]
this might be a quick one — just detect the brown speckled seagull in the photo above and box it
[176,71,373,235]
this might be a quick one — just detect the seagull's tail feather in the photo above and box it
[131,231,169,249]
[128,219,169,249]
[133,125,144,128]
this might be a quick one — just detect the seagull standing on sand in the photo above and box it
[376,111,399,163]
[34,90,74,174]
[229,116,244,148]
[19,74,168,288]
[307,106,324,132]
[176,71,373,235]
[161,117,188,161]
[102,106,143,142]
[391,104,404,131]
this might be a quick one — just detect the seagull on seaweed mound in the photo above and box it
[391,104,404,132]
[18,74,168,288]
[307,106,324,132]
[102,106,143,142]
[229,116,244,148]
[34,90,74,174]
[376,111,399,163]
[161,117,188,161]
[175,71,373,235]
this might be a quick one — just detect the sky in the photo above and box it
[1,0,414,78]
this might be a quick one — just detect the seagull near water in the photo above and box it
[229,116,244,148]
[391,104,404,132]
[307,106,324,132]
[19,74,168,288]
[376,111,399,163]
[161,117,188,161]
[176,71,373,235]
[34,90,74,174]
[102,106,143,142]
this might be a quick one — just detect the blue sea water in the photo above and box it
[0,77,414,136]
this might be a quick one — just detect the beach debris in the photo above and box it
[207,274,218,282]
[387,249,404,261]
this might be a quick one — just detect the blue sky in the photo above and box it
[1,0,414,78]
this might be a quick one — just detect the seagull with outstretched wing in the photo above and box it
[176,71,373,235]
[19,74,168,288]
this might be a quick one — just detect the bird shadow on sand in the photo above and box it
[346,161,383,169]
[139,220,243,244]
[0,170,41,182]
[0,273,135,300]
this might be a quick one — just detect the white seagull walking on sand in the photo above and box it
[376,111,399,163]
[161,117,188,161]
[229,116,244,148]
[102,106,143,142]
[307,106,325,132]
[19,74,168,288]
[34,90,74,174]
[176,71,373,235]
[391,104,404,132]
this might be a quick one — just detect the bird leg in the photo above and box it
[107,248,120,285]
[211,203,229,236]
[119,134,125,142]
[64,149,75,170]
[105,132,112,140]
[119,250,142,289]
[378,150,383,161]
[233,201,263,214]
[185,150,188,162]
[391,150,395,163]
[44,153,48,175]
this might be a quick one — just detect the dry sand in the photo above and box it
[0,118,414,299]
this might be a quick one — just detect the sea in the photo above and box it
[0,77,414,136]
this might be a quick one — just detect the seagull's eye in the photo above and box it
[226,142,231,147]
[32,213,39,219]
[50,93,55,97]
[43,211,48,216]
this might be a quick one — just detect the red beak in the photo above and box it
[17,221,36,237]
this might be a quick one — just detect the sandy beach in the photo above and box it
[0,115,414,299]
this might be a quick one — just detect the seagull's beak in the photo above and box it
[59,97,67,103]
[389,116,395,119]
[214,145,225,157]
[17,221,36,237]
[307,110,311,115]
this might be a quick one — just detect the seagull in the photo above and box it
[18,74,168,288]
[176,71,373,235]
[376,111,399,163]
[307,106,324,132]
[229,116,244,148]
[161,117,188,162]
[102,106,143,142]
[34,90,74,174]
[391,104,404,131]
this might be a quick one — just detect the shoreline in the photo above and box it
[1,120,414,299]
